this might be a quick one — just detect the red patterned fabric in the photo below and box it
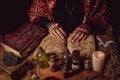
[28,0,107,29]
[28,0,55,23]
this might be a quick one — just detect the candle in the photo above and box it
[92,51,105,72]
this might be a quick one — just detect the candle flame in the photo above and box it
[98,53,102,57]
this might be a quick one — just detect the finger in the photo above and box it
[49,24,55,33]
[78,32,88,42]
[49,23,61,38]
[55,28,64,39]
[83,34,89,41]
[50,33,57,38]
[70,30,79,41]
[51,29,60,38]
[75,32,83,42]
[55,23,67,37]
[51,23,63,38]
[72,31,81,42]
[58,27,66,37]
[50,30,57,38]
[49,25,57,38]
[82,28,86,32]
[82,29,89,40]
[78,28,89,41]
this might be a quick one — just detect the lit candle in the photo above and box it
[92,51,105,72]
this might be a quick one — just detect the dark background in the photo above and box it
[0,0,120,36]
[0,0,33,35]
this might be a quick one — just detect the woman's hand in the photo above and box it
[48,23,66,39]
[70,24,91,42]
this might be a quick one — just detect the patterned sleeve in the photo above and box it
[84,0,107,34]
[28,0,53,23]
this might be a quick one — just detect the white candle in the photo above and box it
[92,51,105,72]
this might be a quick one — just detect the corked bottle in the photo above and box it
[71,50,81,71]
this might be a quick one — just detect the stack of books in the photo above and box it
[0,23,48,80]
[0,48,27,80]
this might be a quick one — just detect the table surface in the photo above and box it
[0,47,120,80]
[22,67,106,80]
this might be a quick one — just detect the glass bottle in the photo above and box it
[36,47,49,69]
[62,48,70,72]
[62,48,71,78]
[28,60,40,80]
[71,50,81,71]
[84,56,92,72]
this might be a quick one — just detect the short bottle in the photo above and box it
[84,59,89,70]
[49,54,56,67]
[36,47,49,69]
[84,57,92,71]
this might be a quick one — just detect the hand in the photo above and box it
[48,23,66,39]
[70,24,90,42]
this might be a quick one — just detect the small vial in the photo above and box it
[84,59,89,70]
[84,57,92,73]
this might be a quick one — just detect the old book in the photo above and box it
[0,23,48,58]
[0,49,28,80]
[0,60,28,80]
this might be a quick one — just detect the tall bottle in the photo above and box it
[62,48,72,78]
[36,47,49,69]
[62,48,70,72]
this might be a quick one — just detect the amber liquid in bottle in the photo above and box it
[36,47,49,69]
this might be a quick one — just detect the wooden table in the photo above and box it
[22,67,106,80]
[0,48,120,80]
[21,52,106,80]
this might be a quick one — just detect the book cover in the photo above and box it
[0,23,48,58]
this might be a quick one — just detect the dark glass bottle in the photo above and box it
[71,50,81,71]
[36,47,49,69]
